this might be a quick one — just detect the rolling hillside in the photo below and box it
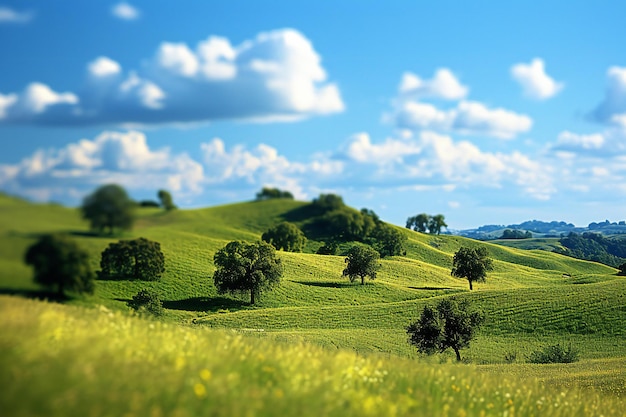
[1,193,626,416]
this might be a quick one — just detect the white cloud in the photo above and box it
[112,3,140,20]
[88,57,122,77]
[0,83,79,121]
[511,58,563,100]
[0,94,18,118]
[0,131,204,202]
[0,28,343,126]
[555,131,605,150]
[341,131,554,200]
[399,68,468,100]
[591,66,626,124]
[550,126,626,157]
[392,99,532,139]
[0,7,33,23]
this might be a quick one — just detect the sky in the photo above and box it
[0,1,625,229]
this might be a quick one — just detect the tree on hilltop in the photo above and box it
[81,184,135,235]
[407,298,484,362]
[451,246,493,290]
[213,241,283,305]
[25,234,95,297]
[158,189,177,211]
[256,187,294,200]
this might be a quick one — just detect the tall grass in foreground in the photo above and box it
[0,296,623,417]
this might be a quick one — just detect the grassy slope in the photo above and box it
[1,296,624,417]
[0,194,624,364]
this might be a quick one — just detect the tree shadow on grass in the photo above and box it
[161,296,248,312]
[293,281,353,288]
[0,287,70,302]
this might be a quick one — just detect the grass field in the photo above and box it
[0,192,625,415]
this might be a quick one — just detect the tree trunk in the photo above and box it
[250,290,256,305]
[361,275,365,285]
[453,347,462,362]
[469,280,473,290]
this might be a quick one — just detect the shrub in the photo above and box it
[527,343,579,364]
[128,289,164,316]
[316,241,338,255]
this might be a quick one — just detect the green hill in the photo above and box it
[0,193,625,396]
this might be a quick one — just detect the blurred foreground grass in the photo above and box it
[0,295,623,417]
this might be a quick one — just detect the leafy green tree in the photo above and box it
[213,241,283,305]
[451,246,493,290]
[262,222,307,252]
[428,214,448,235]
[157,189,177,211]
[619,262,626,276]
[342,245,381,285]
[256,187,294,200]
[370,223,407,257]
[100,238,165,281]
[406,213,430,233]
[24,234,95,297]
[407,298,484,361]
[321,209,375,241]
[312,193,345,212]
[81,184,135,234]
[128,288,164,316]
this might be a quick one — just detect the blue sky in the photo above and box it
[1,1,625,229]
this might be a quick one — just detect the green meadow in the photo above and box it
[0,193,625,416]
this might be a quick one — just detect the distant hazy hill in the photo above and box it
[452,219,626,240]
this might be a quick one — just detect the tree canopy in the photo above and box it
[407,298,484,361]
[24,234,95,297]
[262,222,307,252]
[213,241,283,304]
[342,245,381,285]
[406,213,447,234]
[81,184,135,234]
[369,223,407,258]
[157,189,177,211]
[451,246,493,290]
[312,193,345,213]
[256,187,294,200]
[99,237,165,281]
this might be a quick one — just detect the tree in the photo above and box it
[24,234,95,297]
[451,246,493,290]
[342,245,381,285]
[81,184,135,234]
[213,241,283,305]
[428,214,448,235]
[157,189,177,211]
[312,193,345,212]
[128,288,164,316]
[100,237,165,281]
[407,298,484,361]
[406,213,430,233]
[256,187,294,200]
[369,223,407,257]
[262,222,307,252]
[321,209,375,241]
[618,262,626,276]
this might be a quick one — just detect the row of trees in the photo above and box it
[81,184,177,235]
[25,234,166,297]
[406,213,448,235]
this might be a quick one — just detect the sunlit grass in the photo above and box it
[1,296,624,417]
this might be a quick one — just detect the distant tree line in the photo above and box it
[405,213,447,235]
[555,232,626,267]
[256,187,294,201]
[500,229,533,239]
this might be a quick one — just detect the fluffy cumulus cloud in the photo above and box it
[387,70,532,139]
[511,58,564,100]
[392,99,532,139]
[399,68,468,100]
[0,7,33,23]
[591,66,626,125]
[0,29,343,126]
[0,131,204,202]
[341,131,554,200]
[551,126,626,157]
[111,2,140,20]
